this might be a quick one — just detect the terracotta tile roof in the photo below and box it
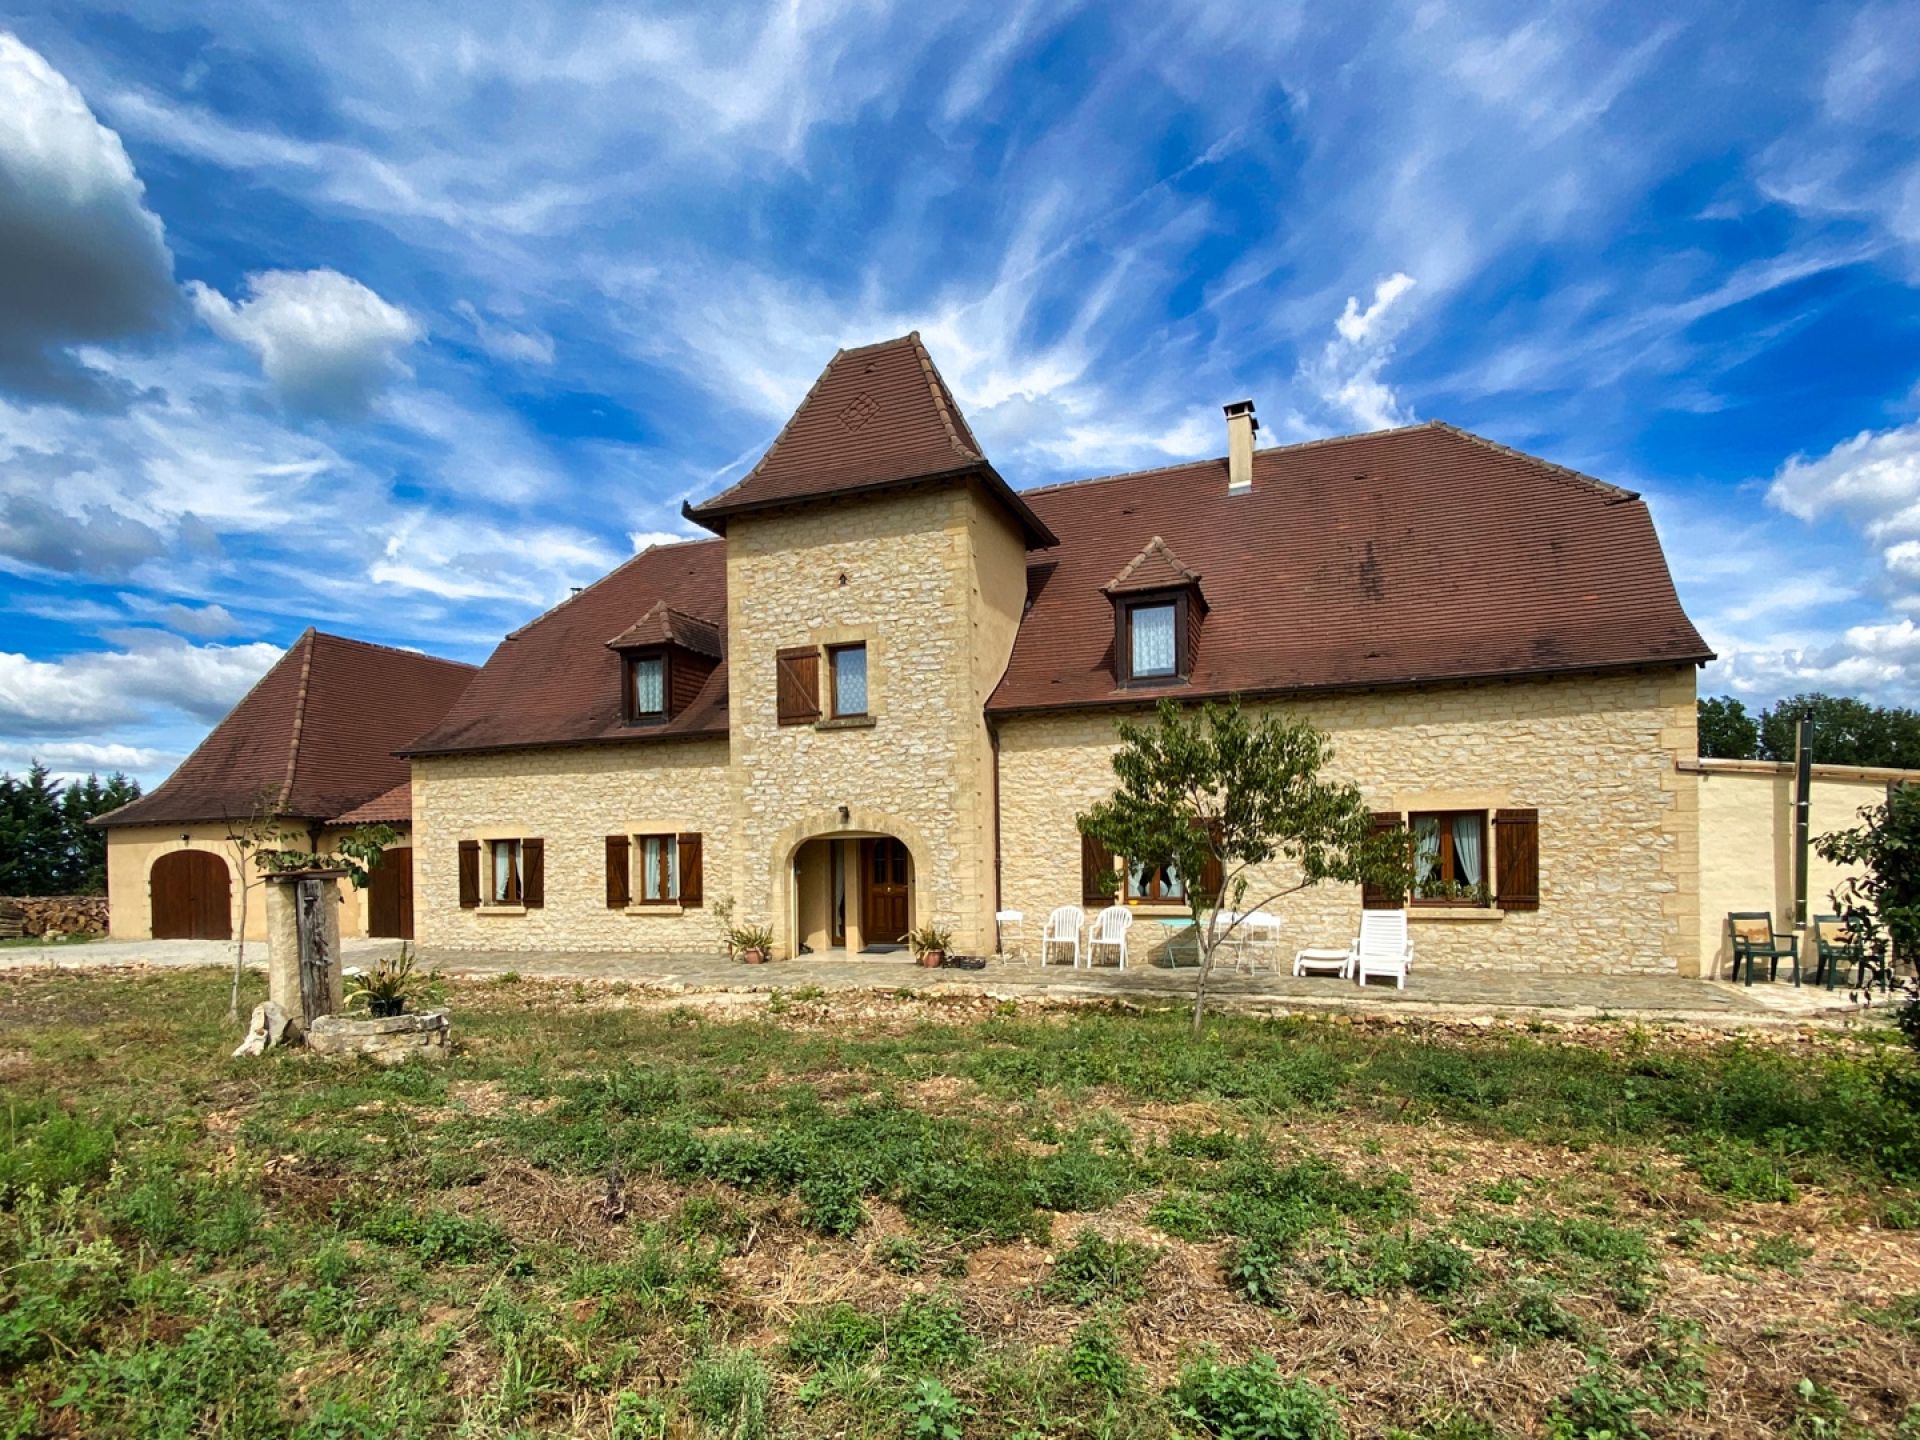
[402,540,730,757]
[607,601,722,658]
[683,333,1056,547]
[97,630,476,828]
[986,421,1712,714]
[331,781,412,826]
[1105,535,1204,596]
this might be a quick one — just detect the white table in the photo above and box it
[1293,946,1353,979]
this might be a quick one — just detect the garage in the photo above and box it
[149,851,232,940]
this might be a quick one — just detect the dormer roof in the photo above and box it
[683,333,1056,547]
[1103,535,1205,603]
[607,601,722,658]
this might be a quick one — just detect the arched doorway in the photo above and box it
[150,850,232,940]
[366,847,414,939]
[790,832,915,954]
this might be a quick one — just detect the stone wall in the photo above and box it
[1694,758,1916,978]
[412,738,734,954]
[996,666,1701,976]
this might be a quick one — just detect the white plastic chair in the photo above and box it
[1351,909,1414,989]
[1041,905,1084,967]
[994,909,1026,962]
[1086,905,1134,970]
[1240,911,1282,973]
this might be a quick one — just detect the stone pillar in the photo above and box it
[265,870,345,1036]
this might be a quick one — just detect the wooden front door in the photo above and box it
[150,850,231,940]
[860,837,911,946]
[366,847,414,940]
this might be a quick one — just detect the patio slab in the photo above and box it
[2,937,1879,1028]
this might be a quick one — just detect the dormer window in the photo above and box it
[628,653,667,721]
[607,601,722,727]
[1105,536,1206,687]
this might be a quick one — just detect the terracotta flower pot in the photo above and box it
[918,950,945,968]
[741,947,768,965]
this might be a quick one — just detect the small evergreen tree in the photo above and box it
[1078,698,1411,1035]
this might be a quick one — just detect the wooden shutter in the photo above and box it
[521,838,545,908]
[457,840,480,908]
[1081,831,1115,905]
[605,835,630,909]
[678,833,704,906]
[1494,809,1540,911]
[1195,818,1224,899]
[1361,813,1405,909]
[776,647,820,725]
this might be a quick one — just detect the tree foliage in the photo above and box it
[0,763,142,895]
[1752,693,1920,768]
[1696,697,1759,760]
[1816,786,1920,1044]
[1078,698,1411,1034]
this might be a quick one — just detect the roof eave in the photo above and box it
[684,463,1059,549]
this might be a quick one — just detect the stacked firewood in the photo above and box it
[0,896,110,938]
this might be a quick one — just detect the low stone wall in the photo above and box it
[0,895,110,939]
[308,1009,451,1065]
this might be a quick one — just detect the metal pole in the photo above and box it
[1793,710,1812,930]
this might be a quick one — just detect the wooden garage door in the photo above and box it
[150,850,232,940]
[366,847,414,940]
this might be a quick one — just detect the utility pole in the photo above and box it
[1793,708,1812,930]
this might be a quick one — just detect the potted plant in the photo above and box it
[908,923,953,968]
[345,945,433,1017]
[729,922,776,965]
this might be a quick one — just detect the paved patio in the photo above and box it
[0,937,1873,1026]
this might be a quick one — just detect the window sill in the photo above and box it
[1121,902,1191,918]
[625,902,687,915]
[479,905,527,916]
[815,715,875,731]
[1408,907,1504,923]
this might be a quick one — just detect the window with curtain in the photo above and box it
[639,834,680,901]
[1127,602,1177,678]
[829,643,867,717]
[630,655,665,718]
[1125,857,1185,902]
[1408,811,1489,904]
[488,839,522,905]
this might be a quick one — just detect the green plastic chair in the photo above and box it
[1812,914,1867,991]
[1728,912,1799,987]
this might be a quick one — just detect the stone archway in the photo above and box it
[773,806,933,957]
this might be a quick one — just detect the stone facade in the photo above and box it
[413,738,733,953]
[997,667,1702,976]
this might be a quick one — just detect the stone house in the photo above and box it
[394,334,1719,974]
[97,629,475,942]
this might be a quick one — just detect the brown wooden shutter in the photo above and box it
[776,647,820,725]
[1081,831,1115,905]
[605,835,630,909]
[1195,818,1224,899]
[1494,809,1540,911]
[1361,813,1405,909]
[677,833,703,907]
[458,840,480,908]
[521,838,545,908]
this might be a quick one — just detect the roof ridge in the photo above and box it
[1423,421,1640,502]
[1106,534,1201,591]
[306,630,478,670]
[277,627,317,814]
[505,536,724,641]
[1017,420,1444,499]
[908,331,982,462]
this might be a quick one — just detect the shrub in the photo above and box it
[1169,1353,1348,1439]
[682,1348,771,1440]
[887,1294,975,1372]
[1040,1230,1158,1307]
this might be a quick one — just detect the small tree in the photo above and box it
[1816,785,1920,1041]
[223,789,295,1023]
[1696,696,1758,760]
[1078,698,1412,1035]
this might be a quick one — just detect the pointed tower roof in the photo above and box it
[1104,535,1205,600]
[95,629,476,828]
[684,333,1056,546]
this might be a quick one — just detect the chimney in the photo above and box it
[1224,400,1258,493]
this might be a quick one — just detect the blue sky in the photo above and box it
[2,1,1919,788]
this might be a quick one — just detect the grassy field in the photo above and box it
[2,968,1919,1438]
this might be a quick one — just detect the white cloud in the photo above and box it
[0,32,173,401]
[453,300,555,367]
[1335,273,1417,344]
[1768,419,1920,542]
[0,635,282,736]
[0,739,179,786]
[189,268,423,413]
[116,596,246,638]
[1298,273,1419,432]
[369,513,619,606]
